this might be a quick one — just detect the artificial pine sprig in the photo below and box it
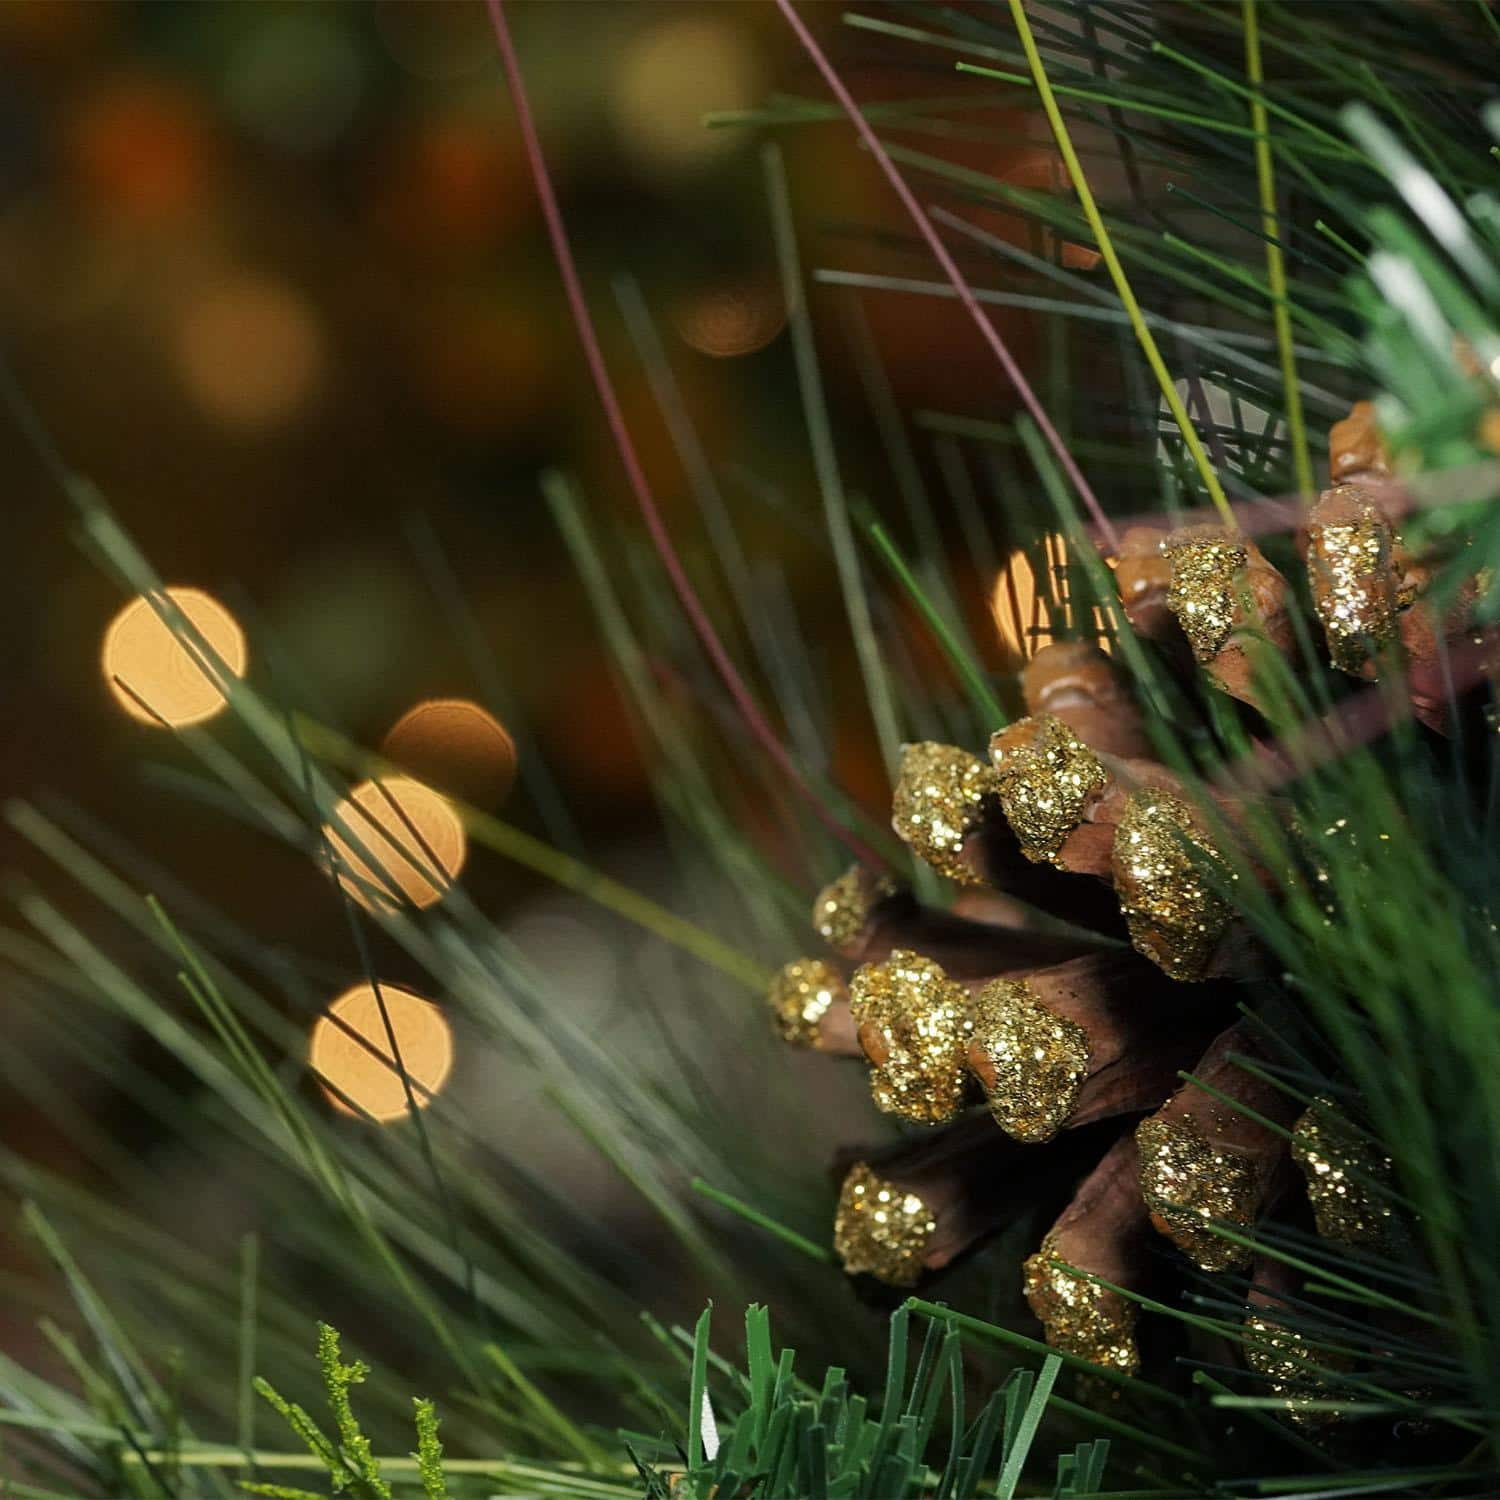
[247,1326,447,1500]
[2,4,1500,1498]
[410,1400,448,1500]
[651,1303,1085,1500]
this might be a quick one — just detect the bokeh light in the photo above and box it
[310,982,453,1122]
[66,72,215,225]
[991,533,1111,666]
[611,15,763,179]
[991,540,1054,667]
[381,699,517,810]
[671,278,785,358]
[172,272,326,430]
[223,12,363,156]
[322,776,467,912]
[102,587,247,727]
[373,112,525,263]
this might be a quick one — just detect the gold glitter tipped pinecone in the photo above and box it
[761,398,1457,1403]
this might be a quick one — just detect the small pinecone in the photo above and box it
[765,398,1459,1398]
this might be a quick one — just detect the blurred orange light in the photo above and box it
[381,699,517,810]
[102,587,247,727]
[672,280,785,358]
[991,533,1111,665]
[310,982,453,1122]
[990,544,1053,667]
[67,74,214,225]
[375,116,524,261]
[612,15,763,178]
[323,776,467,912]
[173,273,325,430]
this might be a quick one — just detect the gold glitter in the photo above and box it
[969,979,1089,1142]
[1307,494,1398,675]
[1162,528,1247,661]
[766,958,846,1049]
[1291,1098,1395,1246]
[1112,789,1232,981]
[1136,1114,1258,1271]
[849,950,973,1124]
[832,1161,936,1286]
[811,864,897,952]
[989,714,1109,866]
[891,742,1001,885]
[1245,1317,1345,1427]
[1023,1234,1140,1374]
[1393,549,1423,611]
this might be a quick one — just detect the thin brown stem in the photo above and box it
[483,0,885,870]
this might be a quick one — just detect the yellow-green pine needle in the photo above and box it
[766,141,904,784]
[485,1344,612,1471]
[953,59,1348,160]
[1244,0,1313,497]
[238,1233,259,1469]
[295,716,771,995]
[690,1178,836,1264]
[866,520,1006,729]
[1005,0,1235,530]
[1150,39,1359,158]
[1315,218,1368,265]
[465,807,773,995]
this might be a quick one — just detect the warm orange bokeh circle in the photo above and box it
[322,776,467,912]
[102,587,247,727]
[310,982,453,1122]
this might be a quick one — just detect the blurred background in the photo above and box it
[0,0,1128,1424]
[6,6,1500,1492]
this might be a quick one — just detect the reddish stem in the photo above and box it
[1083,465,1500,549]
[774,0,1120,554]
[1216,632,1499,794]
[484,0,885,871]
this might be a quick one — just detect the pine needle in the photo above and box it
[865,520,1007,728]
[1243,0,1314,497]
[765,140,905,785]
[1005,0,1233,527]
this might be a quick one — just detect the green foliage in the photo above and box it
[245,1325,425,1499]
[2,3,1500,1499]
[640,1304,1086,1500]
[410,1400,448,1500]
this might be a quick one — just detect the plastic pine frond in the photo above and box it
[649,1305,1083,1500]
[2,3,1500,1499]
[411,1398,449,1500]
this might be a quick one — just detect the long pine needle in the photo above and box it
[1005,0,1235,528]
[1244,0,1313,496]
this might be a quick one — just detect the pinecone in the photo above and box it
[766,398,1479,1402]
